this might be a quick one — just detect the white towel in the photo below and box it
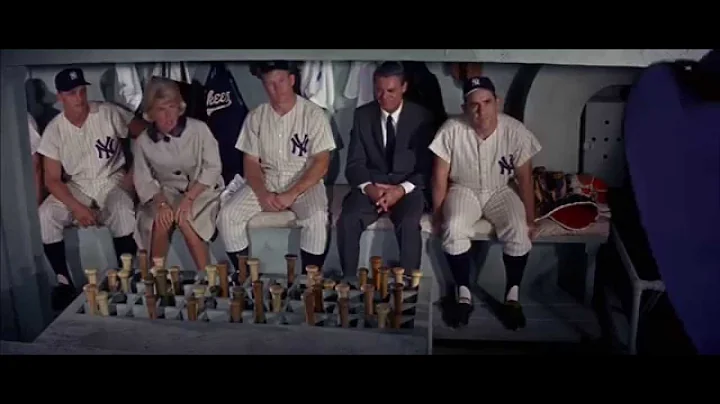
[27,113,41,155]
[220,174,246,206]
[344,61,377,107]
[114,64,143,112]
[300,61,336,112]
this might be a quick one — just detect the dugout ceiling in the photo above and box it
[0,49,712,68]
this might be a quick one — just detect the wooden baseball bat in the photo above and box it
[107,269,118,293]
[284,254,297,286]
[335,283,350,300]
[323,279,337,291]
[358,267,369,287]
[83,284,98,315]
[138,250,149,279]
[169,266,181,296]
[118,270,130,294]
[379,267,390,300]
[411,269,422,289]
[205,265,218,292]
[155,268,169,297]
[230,297,243,323]
[305,265,319,285]
[252,280,265,323]
[231,286,245,322]
[269,284,284,313]
[304,290,316,325]
[313,279,324,313]
[370,256,382,290]
[362,284,375,317]
[217,261,230,298]
[247,258,260,283]
[392,267,405,284]
[96,291,110,317]
[146,295,157,319]
[237,254,249,284]
[84,268,98,286]
[120,253,133,274]
[186,296,198,321]
[143,275,155,298]
[192,286,206,312]
[151,257,165,277]
[338,297,350,328]
[376,303,390,329]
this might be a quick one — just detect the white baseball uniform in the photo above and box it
[36,102,136,244]
[429,113,542,257]
[217,96,336,254]
[28,113,42,155]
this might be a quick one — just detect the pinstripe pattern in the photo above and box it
[217,97,336,254]
[429,114,542,257]
[36,102,136,243]
[38,183,135,244]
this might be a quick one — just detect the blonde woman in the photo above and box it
[133,77,224,271]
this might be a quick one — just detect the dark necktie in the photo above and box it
[386,115,396,172]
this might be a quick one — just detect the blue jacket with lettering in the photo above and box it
[204,62,249,183]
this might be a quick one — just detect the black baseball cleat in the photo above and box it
[456,297,474,327]
[502,300,527,331]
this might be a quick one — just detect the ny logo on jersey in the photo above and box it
[290,133,309,157]
[498,154,515,175]
[95,136,118,159]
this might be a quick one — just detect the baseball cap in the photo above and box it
[55,68,91,92]
[249,60,297,78]
[463,76,496,98]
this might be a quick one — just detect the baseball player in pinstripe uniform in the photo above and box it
[217,61,336,274]
[429,76,541,330]
[37,68,145,310]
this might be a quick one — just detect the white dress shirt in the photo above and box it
[359,102,416,196]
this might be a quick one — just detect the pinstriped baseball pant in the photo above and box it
[217,182,329,255]
[38,183,136,244]
[441,184,531,257]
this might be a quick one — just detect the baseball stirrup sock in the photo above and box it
[227,248,249,272]
[444,252,471,288]
[43,241,74,288]
[503,253,528,302]
[300,250,325,274]
[113,235,137,266]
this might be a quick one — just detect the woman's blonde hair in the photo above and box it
[142,76,187,121]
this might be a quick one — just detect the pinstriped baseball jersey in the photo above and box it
[235,96,336,192]
[37,102,131,205]
[429,113,542,192]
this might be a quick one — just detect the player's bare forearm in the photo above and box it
[287,151,330,198]
[431,156,451,213]
[243,155,270,197]
[43,158,84,211]
[516,162,535,222]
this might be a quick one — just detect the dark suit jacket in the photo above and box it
[345,100,435,191]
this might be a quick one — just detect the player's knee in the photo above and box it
[442,216,469,239]
[308,212,329,232]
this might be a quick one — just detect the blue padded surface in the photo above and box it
[623,60,720,355]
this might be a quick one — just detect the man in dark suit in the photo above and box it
[337,62,436,274]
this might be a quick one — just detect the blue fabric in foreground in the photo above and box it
[623,59,720,354]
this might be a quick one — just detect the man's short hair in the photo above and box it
[374,61,405,82]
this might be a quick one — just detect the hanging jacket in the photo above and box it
[204,62,250,183]
[401,62,448,132]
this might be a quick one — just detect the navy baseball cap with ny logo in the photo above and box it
[55,68,91,92]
